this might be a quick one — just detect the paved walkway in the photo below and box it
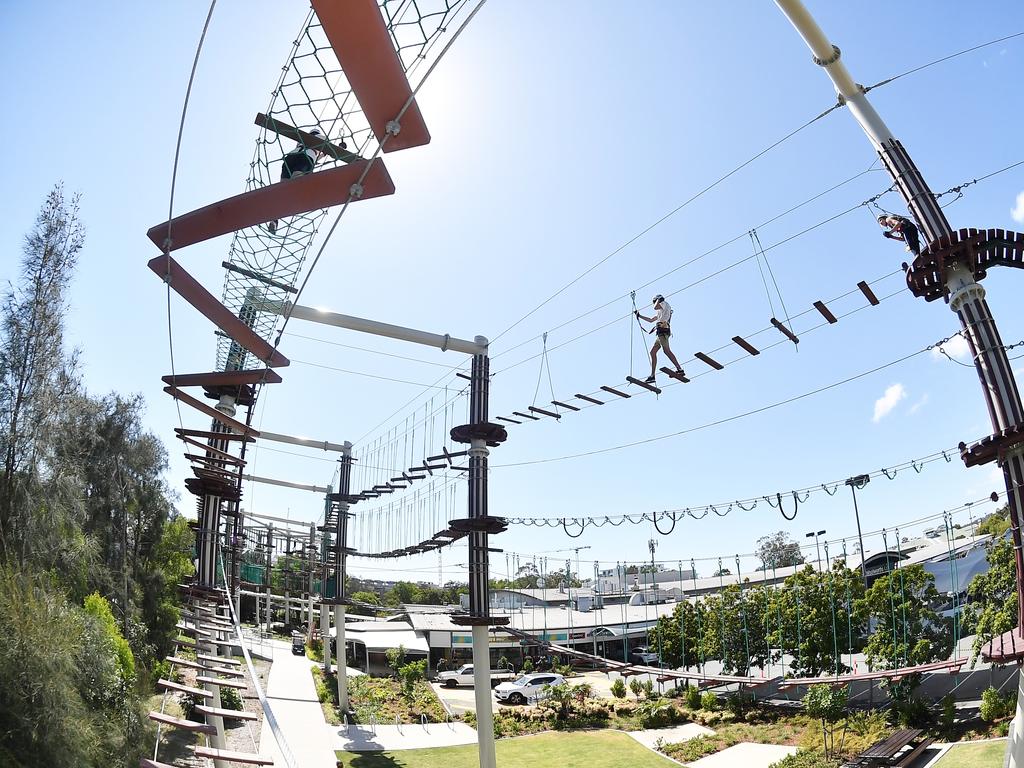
[689,742,797,768]
[258,640,338,768]
[627,723,714,749]
[333,722,480,751]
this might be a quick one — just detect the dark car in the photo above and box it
[291,633,305,655]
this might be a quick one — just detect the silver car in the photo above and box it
[493,672,565,705]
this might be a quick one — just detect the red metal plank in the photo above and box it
[812,300,838,324]
[147,160,395,252]
[164,386,260,438]
[162,370,282,388]
[311,0,430,152]
[148,255,289,368]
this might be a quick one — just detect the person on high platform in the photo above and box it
[635,294,685,384]
[267,128,329,234]
[877,213,921,256]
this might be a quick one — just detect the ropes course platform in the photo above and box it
[980,627,1024,664]
[905,227,1024,302]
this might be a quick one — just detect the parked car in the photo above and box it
[631,646,660,665]
[291,632,305,655]
[436,663,517,688]
[494,673,565,705]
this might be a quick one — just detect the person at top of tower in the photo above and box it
[267,128,329,235]
[878,213,921,256]
[635,294,684,384]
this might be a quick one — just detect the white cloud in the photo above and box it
[931,334,970,362]
[873,383,907,423]
[909,393,930,415]
[1012,191,1024,224]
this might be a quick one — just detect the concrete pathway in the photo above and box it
[689,742,797,768]
[258,640,338,768]
[333,722,479,752]
[628,723,714,749]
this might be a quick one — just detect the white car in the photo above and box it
[494,672,565,705]
[632,646,660,665]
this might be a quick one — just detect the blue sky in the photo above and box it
[2,1,1023,584]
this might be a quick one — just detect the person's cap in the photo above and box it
[309,128,323,137]
[652,294,664,303]
[876,214,887,222]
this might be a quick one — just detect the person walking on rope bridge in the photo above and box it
[267,128,328,234]
[635,294,684,384]
[877,213,921,255]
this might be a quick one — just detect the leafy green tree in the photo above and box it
[963,535,1016,662]
[386,643,408,674]
[857,564,952,700]
[755,531,805,570]
[397,659,427,699]
[700,584,770,675]
[976,508,1010,537]
[803,684,848,757]
[0,184,84,561]
[770,565,865,677]
[647,599,706,670]
[349,590,382,616]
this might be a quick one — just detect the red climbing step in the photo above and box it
[147,160,395,252]
[164,386,260,437]
[162,370,283,388]
[147,255,289,368]
[312,0,430,152]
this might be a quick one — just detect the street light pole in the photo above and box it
[845,474,870,588]
[805,530,826,571]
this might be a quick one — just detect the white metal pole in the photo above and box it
[265,302,488,355]
[472,624,496,768]
[336,604,349,714]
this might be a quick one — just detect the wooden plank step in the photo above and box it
[175,623,212,638]
[165,385,261,437]
[147,160,395,252]
[140,760,180,768]
[255,112,361,163]
[157,678,213,698]
[147,710,217,735]
[195,704,259,721]
[175,427,255,443]
[205,665,245,678]
[197,653,241,666]
[196,675,247,689]
[148,255,289,368]
[311,0,430,152]
[660,367,690,382]
[165,655,207,671]
[626,375,661,394]
[162,369,283,388]
[193,746,273,765]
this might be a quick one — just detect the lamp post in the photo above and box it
[845,474,870,588]
[805,529,826,571]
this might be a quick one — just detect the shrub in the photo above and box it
[726,692,755,719]
[629,678,644,698]
[219,686,243,710]
[610,678,627,699]
[663,735,719,763]
[685,685,702,709]
[635,699,679,729]
[521,657,534,673]
[894,696,929,728]
[768,750,842,768]
[398,659,427,700]
[940,694,956,736]
[700,691,718,711]
[981,686,1015,722]
[641,679,655,700]
[385,644,407,674]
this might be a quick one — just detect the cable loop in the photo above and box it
[822,483,838,496]
[653,510,678,536]
[764,495,781,509]
[736,499,757,511]
[912,461,923,474]
[777,492,799,521]
[881,467,898,480]
[562,518,587,538]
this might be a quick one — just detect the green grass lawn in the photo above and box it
[934,739,1006,768]
[336,730,680,767]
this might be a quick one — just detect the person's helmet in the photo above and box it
[876,214,887,222]
[652,294,664,304]
[309,127,323,136]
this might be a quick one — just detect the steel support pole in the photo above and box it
[774,3,1024,763]
[336,443,353,716]
[465,343,497,768]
